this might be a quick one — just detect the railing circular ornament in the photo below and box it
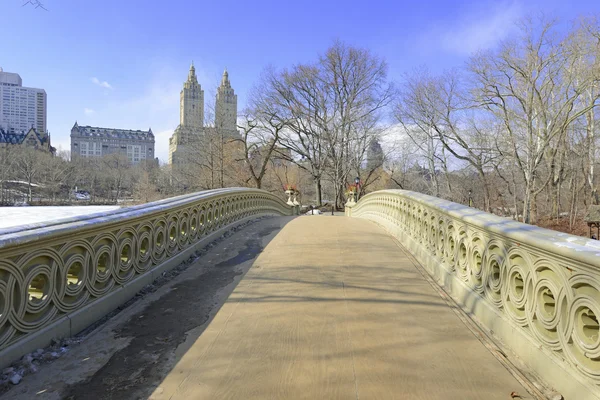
[560,274,600,383]
[0,188,292,359]
[348,189,600,393]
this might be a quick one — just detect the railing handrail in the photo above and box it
[0,187,292,368]
[0,188,286,249]
[358,189,600,268]
[350,189,600,400]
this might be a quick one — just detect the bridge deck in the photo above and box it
[153,216,528,400]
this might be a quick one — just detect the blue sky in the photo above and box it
[1,0,597,162]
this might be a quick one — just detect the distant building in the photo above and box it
[272,147,292,167]
[168,64,239,165]
[0,127,54,153]
[0,68,47,135]
[215,69,238,137]
[249,145,291,168]
[70,122,155,164]
[168,63,204,165]
[367,139,384,171]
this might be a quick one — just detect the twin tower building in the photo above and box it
[168,63,238,165]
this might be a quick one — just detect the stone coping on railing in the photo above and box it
[0,188,236,242]
[0,188,292,368]
[349,189,600,400]
[359,190,600,266]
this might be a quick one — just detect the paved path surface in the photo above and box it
[151,216,529,400]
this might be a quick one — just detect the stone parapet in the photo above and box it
[0,188,292,367]
[350,189,600,400]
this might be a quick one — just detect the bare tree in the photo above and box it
[40,149,74,202]
[257,42,394,206]
[22,1,48,11]
[100,153,132,203]
[321,42,394,208]
[577,16,600,205]
[11,147,46,202]
[395,74,445,199]
[236,111,284,189]
[396,68,502,210]
[469,17,600,223]
[0,147,14,204]
[264,64,330,205]
[131,160,163,204]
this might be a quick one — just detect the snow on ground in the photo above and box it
[0,206,120,229]
[305,209,322,215]
[0,180,41,187]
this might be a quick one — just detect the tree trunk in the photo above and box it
[531,191,538,225]
[477,168,491,212]
[550,179,562,221]
[315,178,322,206]
[333,182,339,211]
[523,173,538,224]
[569,174,577,230]
[587,108,597,205]
[441,146,452,200]
[523,184,532,224]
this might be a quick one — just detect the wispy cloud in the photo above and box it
[84,108,95,115]
[91,77,113,89]
[426,1,524,56]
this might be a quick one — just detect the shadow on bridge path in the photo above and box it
[6,215,530,400]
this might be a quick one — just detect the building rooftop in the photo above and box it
[0,128,48,145]
[0,69,23,86]
[71,122,154,140]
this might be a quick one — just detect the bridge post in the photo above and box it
[344,197,355,216]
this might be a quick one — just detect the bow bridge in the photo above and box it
[1,188,599,399]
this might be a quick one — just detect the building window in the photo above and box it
[127,144,142,163]
[79,141,101,157]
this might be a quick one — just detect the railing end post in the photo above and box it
[345,204,353,217]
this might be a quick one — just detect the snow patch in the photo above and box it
[0,206,120,229]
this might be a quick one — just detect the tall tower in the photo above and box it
[169,63,206,165]
[215,69,237,134]
[180,63,204,128]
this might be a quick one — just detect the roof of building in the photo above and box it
[71,122,154,140]
[0,127,49,145]
[0,69,23,86]
[221,69,230,87]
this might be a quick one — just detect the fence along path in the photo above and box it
[152,216,529,400]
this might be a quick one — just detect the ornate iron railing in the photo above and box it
[349,190,600,399]
[0,188,291,365]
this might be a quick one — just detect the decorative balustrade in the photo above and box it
[0,188,291,365]
[349,190,600,399]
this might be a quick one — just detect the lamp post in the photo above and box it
[355,176,360,202]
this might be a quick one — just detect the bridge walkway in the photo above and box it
[152,216,528,400]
